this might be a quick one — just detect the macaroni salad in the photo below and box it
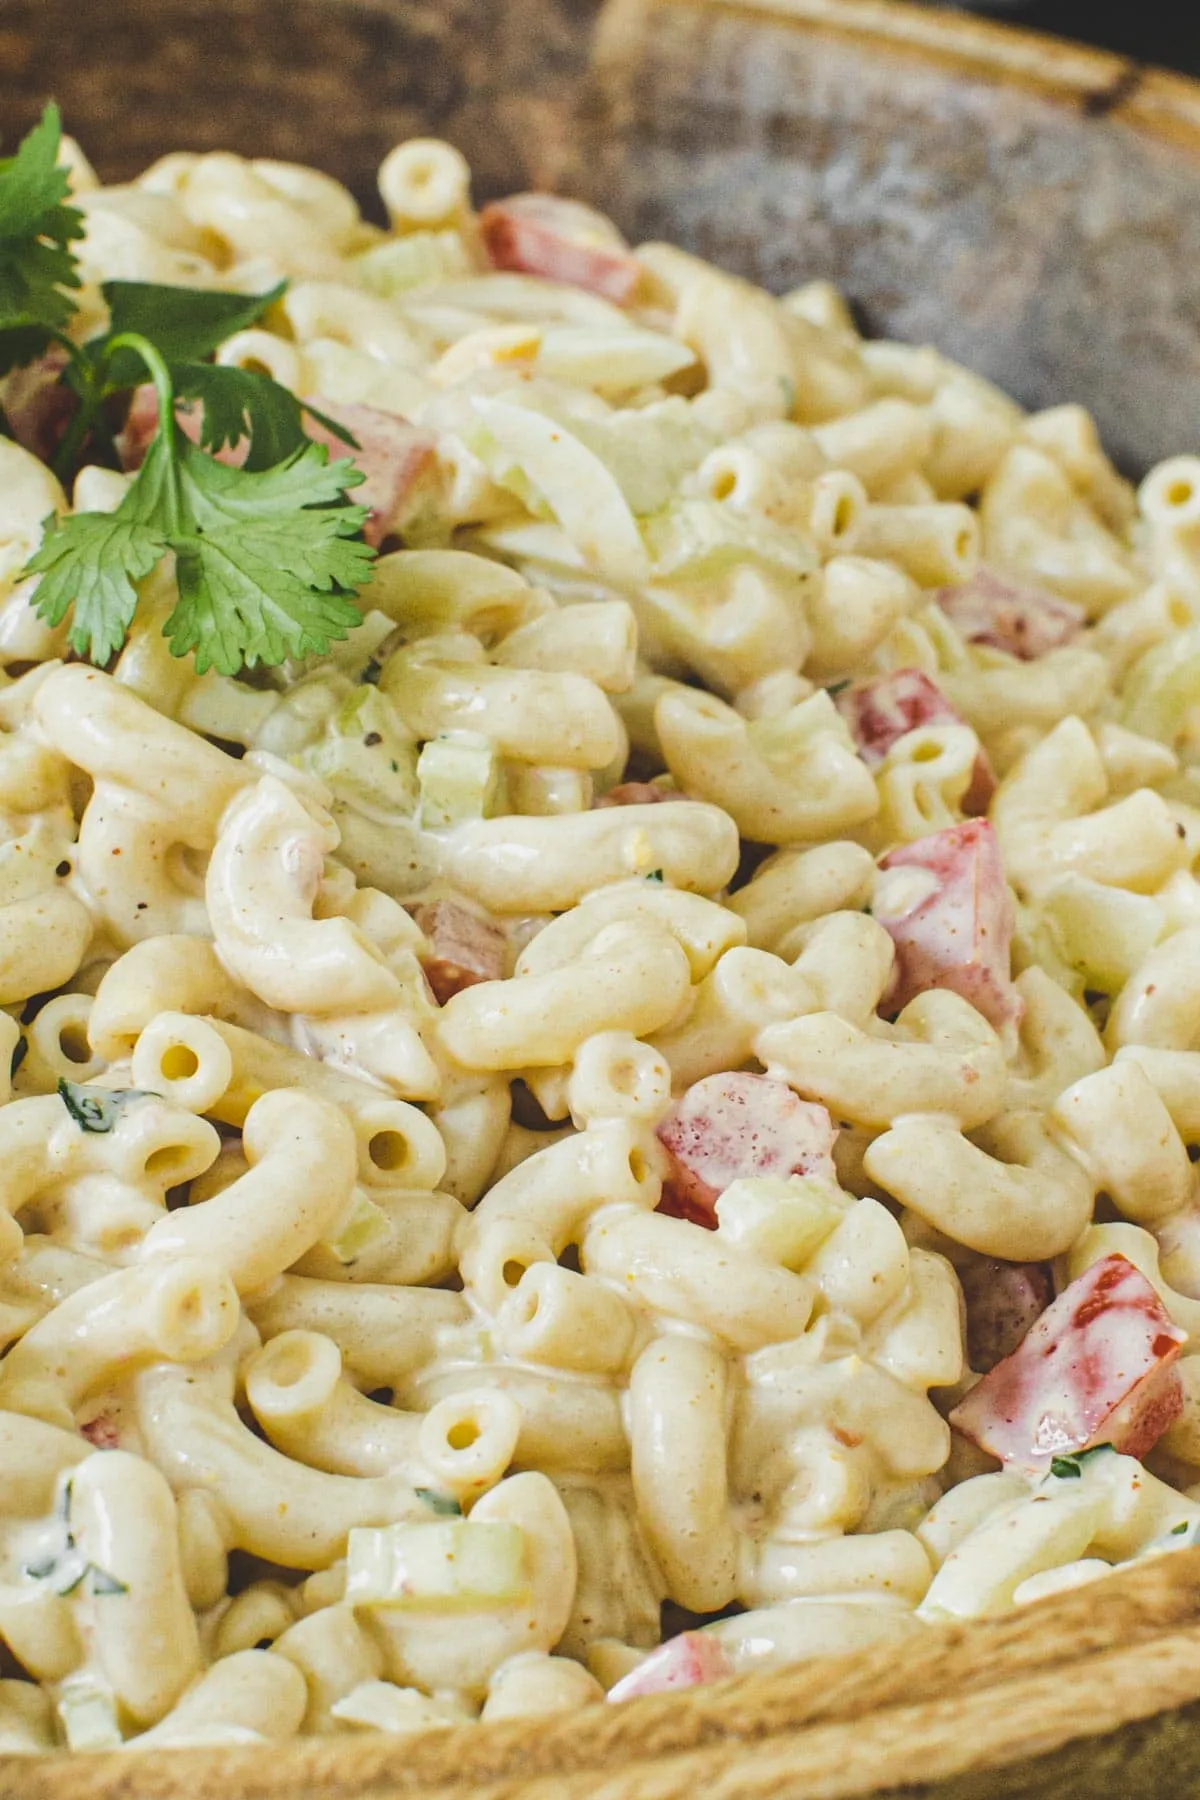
[2,117,1200,1756]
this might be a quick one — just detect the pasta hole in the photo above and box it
[611,1059,637,1095]
[447,1417,481,1452]
[1166,480,1195,508]
[58,1025,91,1065]
[270,1341,313,1388]
[177,1287,205,1330]
[501,1258,527,1288]
[954,529,973,559]
[145,1145,186,1180]
[628,1147,648,1183]
[832,494,857,537]
[710,469,737,501]
[161,1043,200,1082]
[910,740,941,764]
[515,1287,540,1325]
[368,1130,409,1173]
[167,844,209,895]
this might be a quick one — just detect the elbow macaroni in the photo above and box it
[0,127,1197,1753]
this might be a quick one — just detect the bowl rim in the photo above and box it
[595,0,1200,153]
[6,1549,1200,1797]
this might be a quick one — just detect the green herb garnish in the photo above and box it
[57,1078,150,1134]
[415,1488,463,1517]
[0,105,377,675]
[1049,1444,1114,1480]
[0,102,83,366]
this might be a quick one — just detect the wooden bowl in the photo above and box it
[2,1,1200,1794]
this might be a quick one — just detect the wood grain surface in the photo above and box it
[1,0,1200,1792]
[6,1550,1200,1798]
[0,0,1197,468]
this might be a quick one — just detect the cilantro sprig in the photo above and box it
[0,102,83,367]
[0,105,378,674]
[29,339,374,672]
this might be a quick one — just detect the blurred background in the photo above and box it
[950,0,1200,73]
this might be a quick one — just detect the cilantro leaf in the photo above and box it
[27,510,167,664]
[172,360,310,471]
[165,440,372,673]
[0,104,84,338]
[27,318,377,675]
[172,361,357,472]
[100,278,287,372]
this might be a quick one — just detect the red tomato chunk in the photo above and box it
[937,567,1086,661]
[299,401,436,548]
[410,898,506,1004]
[606,1630,731,1702]
[950,1253,1186,1469]
[479,194,642,305]
[656,1071,836,1229]
[837,667,994,815]
[2,347,76,464]
[873,818,1021,1033]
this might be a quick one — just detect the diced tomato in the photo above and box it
[79,1411,121,1450]
[606,1630,731,1702]
[595,782,671,809]
[950,1253,1186,1469]
[873,819,1021,1032]
[299,401,436,548]
[118,387,435,549]
[937,567,1085,661]
[959,1259,1054,1373]
[3,347,76,463]
[479,194,641,305]
[410,898,506,1004]
[837,668,994,815]
[656,1072,837,1230]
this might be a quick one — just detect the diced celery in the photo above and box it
[1120,626,1200,745]
[354,231,472,298]
[416,731,503,831]
[56,1674,122,1752]
[304,686,419,815]
[322,1192,393,1265]
[716,1174,847,1270]
[330,1679,472,1734]
[642,499,817,582]
[477,390,717,518]
[1037,874,1164,993]
[345,1520,528,1609]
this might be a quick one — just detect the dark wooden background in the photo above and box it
[0,0,1197,477]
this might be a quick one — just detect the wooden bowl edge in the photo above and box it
[592,0,1200,153]
[8,1549,1200,1799]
